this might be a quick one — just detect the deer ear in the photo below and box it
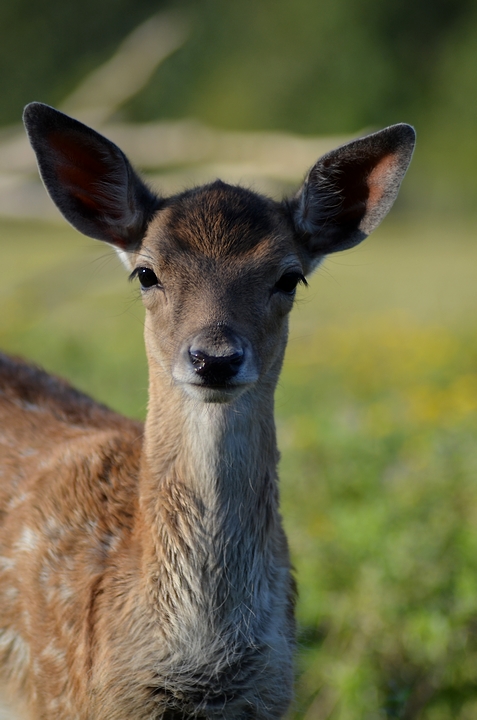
[23,102,160,251]
[289,123,416,273]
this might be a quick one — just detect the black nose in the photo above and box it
[188,348,244,386]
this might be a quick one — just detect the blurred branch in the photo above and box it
[104,121,347,177]
[60,11,189,127]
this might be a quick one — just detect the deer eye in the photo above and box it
[274,272,307,296]
[130,267,160,289]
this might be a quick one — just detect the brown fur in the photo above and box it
[0,104,415,719]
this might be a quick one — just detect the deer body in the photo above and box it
[0,104,414,719]
[0,353,292,719]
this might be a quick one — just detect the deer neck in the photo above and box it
[141,367,279,527]
[138,361,282,625]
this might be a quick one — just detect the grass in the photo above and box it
[1,214,477,719]
[281,319,477,719]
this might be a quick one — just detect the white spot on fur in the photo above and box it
[0,629,30,670]
[41,640,66,665]
[3,586,19,602]
[60,582,74,602]
[15,527,39,553]
[7,492,31,511]
[0,556,16,571]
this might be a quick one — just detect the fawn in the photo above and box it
[0,103,415,719]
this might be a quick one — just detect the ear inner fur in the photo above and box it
[290,123,416,269]
[23,102,160,251]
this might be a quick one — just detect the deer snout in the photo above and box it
[188,327,245,388]
[173,326,259,401]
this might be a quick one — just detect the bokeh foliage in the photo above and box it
[281,322,477,719]
[0,0,165,124]
[2,0,477,209]
[0,0,471,132]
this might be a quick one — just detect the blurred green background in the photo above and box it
[1,1,477,718]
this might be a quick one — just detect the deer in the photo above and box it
[0,102,415,719]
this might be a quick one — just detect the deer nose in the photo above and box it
[188,348,244,385]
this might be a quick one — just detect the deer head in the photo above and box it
[23,103,415,405]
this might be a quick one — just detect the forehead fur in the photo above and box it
[156,181,281,258]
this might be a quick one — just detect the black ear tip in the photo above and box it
[23,102,50,130]
[23,102,68,136]
[387,123,416,148]
[397,123,416,142]
[401,122,416,135]
[23,101,47,119]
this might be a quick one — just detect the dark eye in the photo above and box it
[132,267,160,289]
[274,272,307,296]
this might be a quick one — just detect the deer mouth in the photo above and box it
[184,378,251,403]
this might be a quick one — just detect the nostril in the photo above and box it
[189,349,207,371]
[188,348,245,382]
